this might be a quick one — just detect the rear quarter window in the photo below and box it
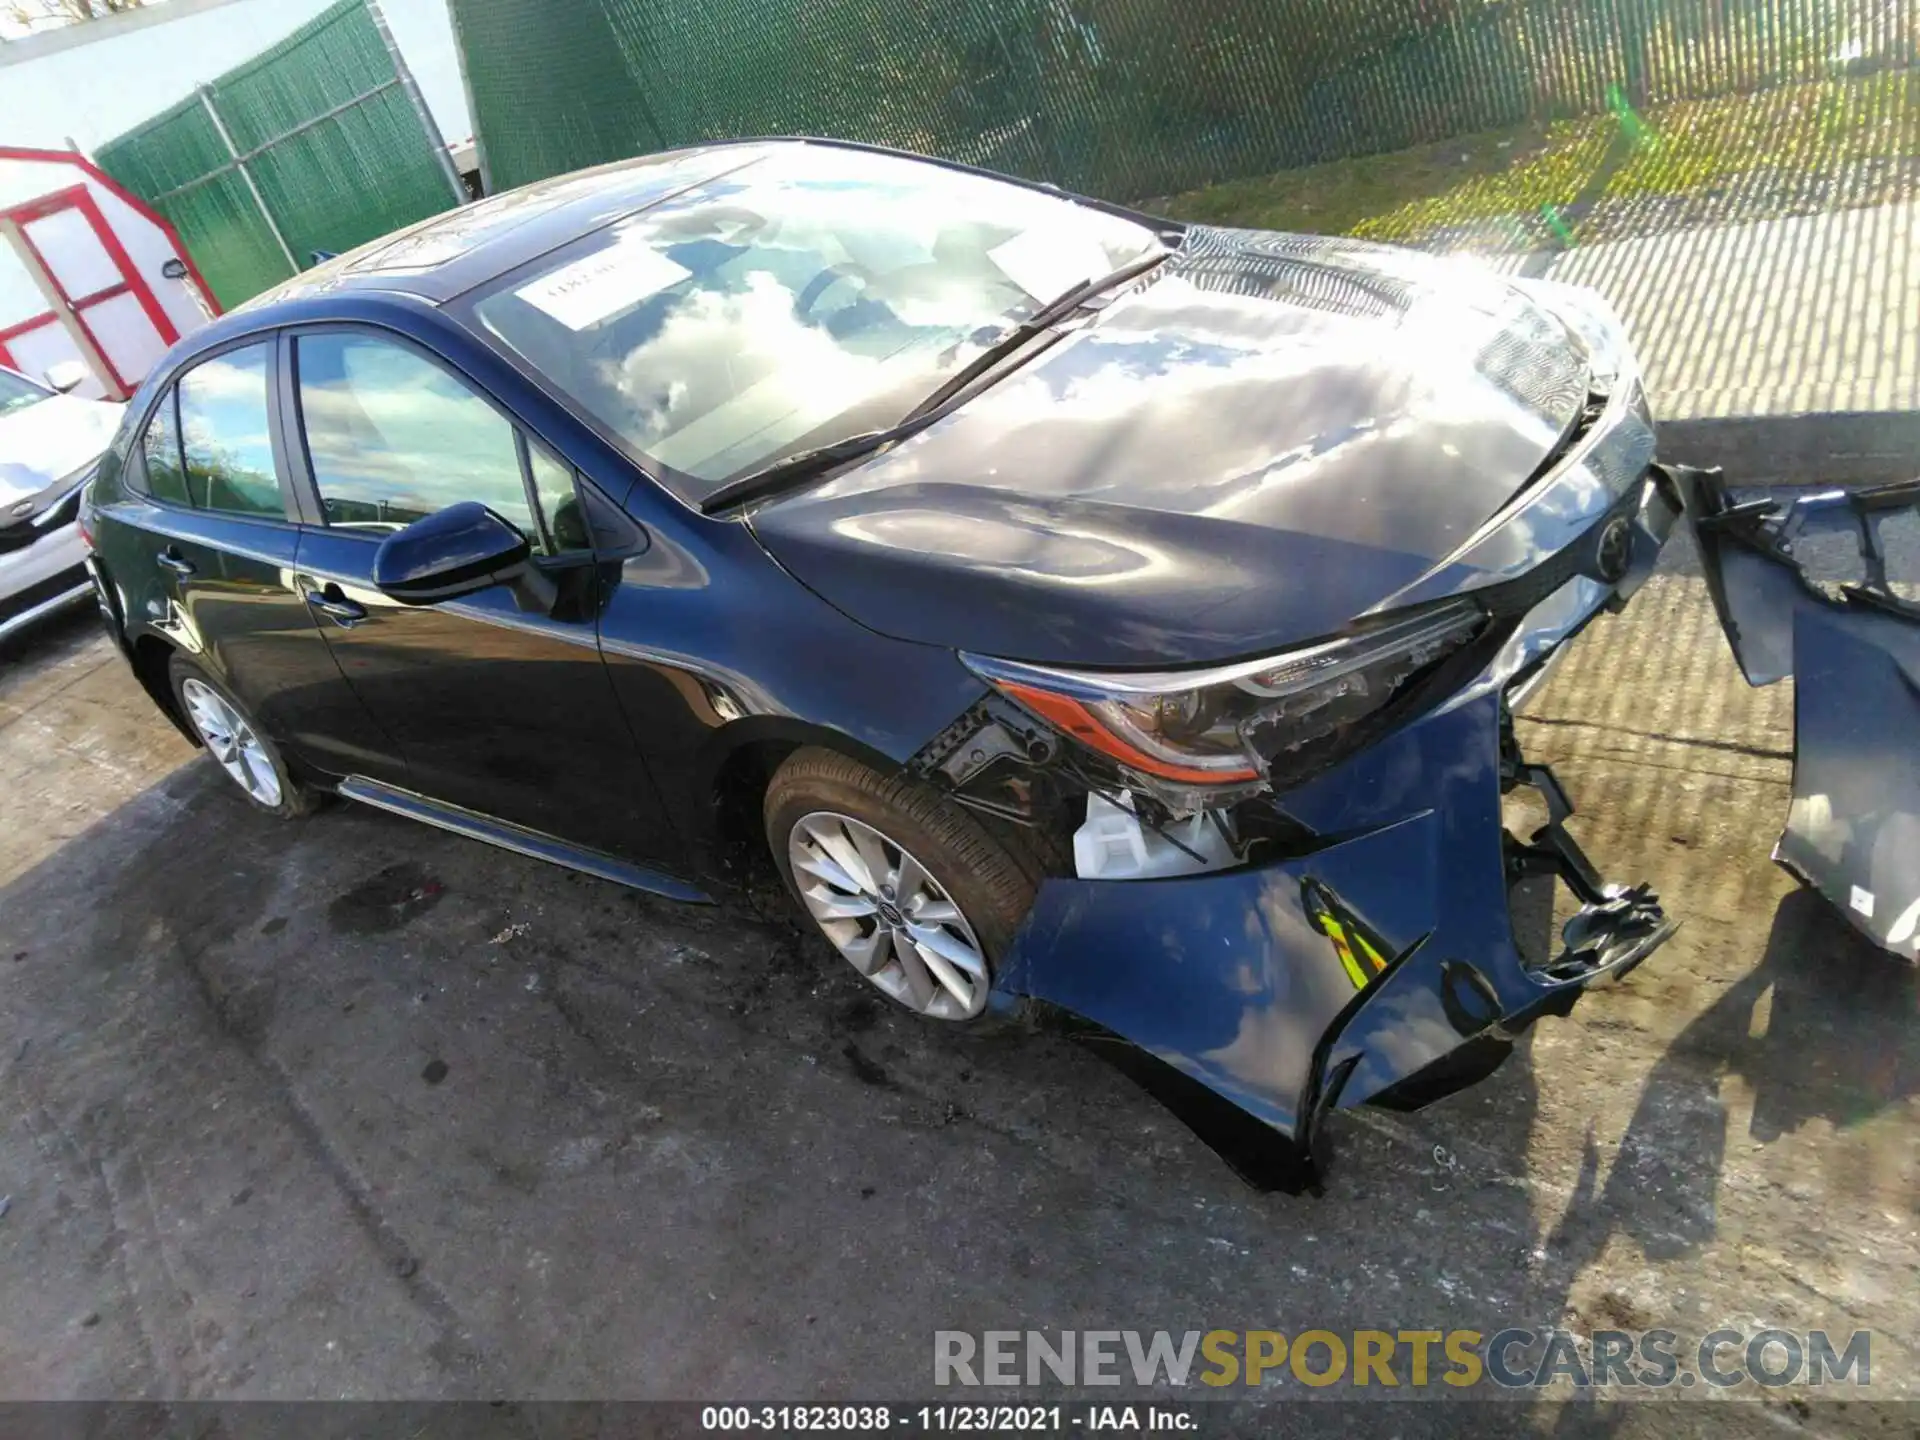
[140,391,190,506]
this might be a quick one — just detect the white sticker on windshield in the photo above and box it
[986,228,1113,302]
[515,233,690,330]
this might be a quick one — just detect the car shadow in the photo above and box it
[1736,889,1920,1141]
[1510,883,1918,1395]
[0,726,1561,1404]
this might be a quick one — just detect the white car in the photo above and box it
[0,363,122,645]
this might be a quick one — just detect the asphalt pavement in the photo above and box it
[0,533,1913,1429]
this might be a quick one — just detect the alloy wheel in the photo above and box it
[181,678,283,808]
[788,810,990,1020]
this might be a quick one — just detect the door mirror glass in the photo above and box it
[44,361,88,394]
[371,501,531,605]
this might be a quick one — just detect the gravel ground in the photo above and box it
[0,539,1914,1432]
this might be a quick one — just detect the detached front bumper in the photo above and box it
[994,468,1685,1190]
[1686,470,1920,957]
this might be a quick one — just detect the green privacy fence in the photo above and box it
[96,0,463,309]
[449,0,1916,201]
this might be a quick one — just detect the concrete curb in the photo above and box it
[1660,411,1920,487]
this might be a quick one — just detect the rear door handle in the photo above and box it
[156,547,195,576]
[304,584,367,627]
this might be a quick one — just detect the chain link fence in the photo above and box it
[96,0,463,309]
[449,0,1916,202]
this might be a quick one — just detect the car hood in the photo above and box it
[749,227,1593,667]
[0,393,124,505]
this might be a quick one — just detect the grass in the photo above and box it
[1160,69,1920,246]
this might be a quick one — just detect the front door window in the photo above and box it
[294,331,580,552]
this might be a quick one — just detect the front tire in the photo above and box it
[765,747,1039,1021]
[168,654,318,818]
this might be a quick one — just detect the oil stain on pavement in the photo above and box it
[326,861,446,936]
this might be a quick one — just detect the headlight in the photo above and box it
[964,599,1486,790]
[2,460,96,535]
[1507,277,1636,393]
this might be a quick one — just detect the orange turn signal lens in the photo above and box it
[997,680,1261,785]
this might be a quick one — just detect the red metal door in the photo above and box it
[0,185,179,399]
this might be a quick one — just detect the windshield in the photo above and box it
[0,370,51,419]
[464,146,1159,502]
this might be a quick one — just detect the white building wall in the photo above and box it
[0,152,219,396]
[0,0,472,157]
[0,153,211,341]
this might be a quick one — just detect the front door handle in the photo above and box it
[304,584,367,627]
[156,547,195,576]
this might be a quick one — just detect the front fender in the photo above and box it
[997,692,1674,1190]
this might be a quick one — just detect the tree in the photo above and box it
[3,0,148,32]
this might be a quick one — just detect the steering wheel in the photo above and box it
[794,264,867,322]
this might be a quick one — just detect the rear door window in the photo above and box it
[175,343,282,517]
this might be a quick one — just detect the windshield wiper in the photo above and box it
[697,429,902,515]
[698,249,1168,517]
[900,249,1169,426]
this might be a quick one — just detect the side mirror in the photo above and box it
[161,258,189,280]
[44,361,88,394]
[372,502,531,605]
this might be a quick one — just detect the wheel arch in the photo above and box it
[699,716,907,878]
[93,533,208,747]
[128,630,197,744]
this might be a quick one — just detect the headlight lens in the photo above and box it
[965,599,1485,789]
[1507,277,1636,393]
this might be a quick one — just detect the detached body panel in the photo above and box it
[1689,474,1920,958]
[1781,607,1920,954]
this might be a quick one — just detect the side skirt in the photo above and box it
[337,776,712,905]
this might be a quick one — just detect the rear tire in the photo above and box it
[167,654,319,819]
[765,747,1040,1021]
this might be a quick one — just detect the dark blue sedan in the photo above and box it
[83,139,1688,1189]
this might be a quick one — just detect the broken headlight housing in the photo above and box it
[964,599,1486,794]
[1507,277,1636,396]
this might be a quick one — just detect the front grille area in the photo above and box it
[1500,377,1656,524]
[1581,383,1658,495]
[1521,387,1610,494]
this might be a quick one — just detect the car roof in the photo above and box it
[241,140,777,311]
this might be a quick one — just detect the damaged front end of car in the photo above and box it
[1688,469,1920,958]
[908,388,1692,1192]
